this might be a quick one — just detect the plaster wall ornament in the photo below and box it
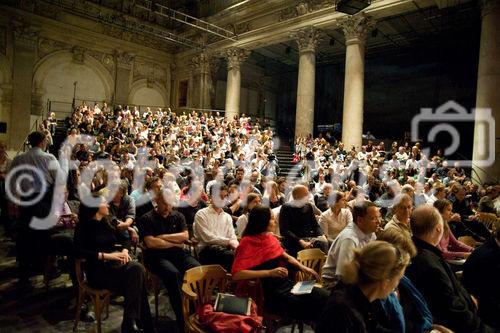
[291,26,321,53]
[115,50,135,70]
[191,52,214,75]
[12,21,39,49]
[480,0,499,17]
[0,27,6,55]
[225,48,251,71]
[72,46,85,64]
[337,14,375,45]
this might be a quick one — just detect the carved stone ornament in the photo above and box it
[72,46,85,64]
[191,52,214,75]
[12,21,39,48]
[38,38,71,58]
[480,0,499,17]
[280,0,335,21]
[337,14,375,44]
[224,48,251,71]
[291,26,321,53]
[0,26,6,55]
[115,50,135,69]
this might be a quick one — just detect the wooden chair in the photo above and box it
[43,255,58,291]
[477,212,499,231]
[73,259,112,333]
[182,265,228,333]
[458,235,480,248]
[139,237,200,322]
[295,248,326,284]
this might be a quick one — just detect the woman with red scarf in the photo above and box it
[232,205,329,321]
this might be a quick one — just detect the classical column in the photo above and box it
[473,0,500,184]
[224,48,250,120]
[169,62,177,107]
[114,50,135,106]
[293,26,320,140]
[10,21,38,150]
[338,15,374,150]
[191,52,218,109]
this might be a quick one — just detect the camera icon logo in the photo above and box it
[411,100,495,167]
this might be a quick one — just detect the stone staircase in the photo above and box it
[274,141,296,178]
[50,119,69,156]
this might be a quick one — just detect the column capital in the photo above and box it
[337,14,375,45]
[480,0,500,17]
[12,20,39,49]
[291,26,321,53]
[224,48,250,71]
[191,52,217,75]
[115,50,135,70]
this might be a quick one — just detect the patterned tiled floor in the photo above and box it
[0,230,313,333]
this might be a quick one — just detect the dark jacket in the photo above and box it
[462,237,500,330]
[279,202,323,255]
[316,283,398,333]
[406,237,497,333]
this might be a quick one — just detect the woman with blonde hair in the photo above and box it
[317,241,410,332]
[263,180,284,209]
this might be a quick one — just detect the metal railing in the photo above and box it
[135,0,237,42]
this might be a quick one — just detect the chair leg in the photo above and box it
[44,255,56,292]
[94,296,102,333]
[73,289,84,332]
[154,287,159,323]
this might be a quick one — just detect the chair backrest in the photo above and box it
[477,212,498,230]
[296,248,326,282]
[183,265,228,308]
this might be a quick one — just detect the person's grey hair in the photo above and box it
[391,194,412,210]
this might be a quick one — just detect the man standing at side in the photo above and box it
[321,200,379,290]
[9,131,60,284]
[406,205,497,333]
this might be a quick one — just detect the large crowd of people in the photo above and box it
[2,101,499,333]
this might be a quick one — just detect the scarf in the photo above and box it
[232,233,284,275]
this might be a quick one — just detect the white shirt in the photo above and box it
[322,222,376,282]
[319,208,353,240]
[193,206,238,251]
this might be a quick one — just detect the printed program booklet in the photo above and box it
[291,280,316,295]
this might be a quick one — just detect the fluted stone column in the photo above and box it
[169,62,177,107]
[224,48,250,120]
[114,50,135,106]
[10,21,38,150]
[192,52,219,109]
[339,15,374,150]
[473,0,500,184]
[293,26,320,140]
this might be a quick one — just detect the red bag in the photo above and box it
[197,301,263,333]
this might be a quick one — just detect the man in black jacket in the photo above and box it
[462,225,500,330]
[406,205,497,333]
[279,184,328,256]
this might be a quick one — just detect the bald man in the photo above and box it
[279,185,328,256]
[406,205,496,333]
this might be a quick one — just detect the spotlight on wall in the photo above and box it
[371,28,378,37]
[329,38,335,46]
[336,0,371,15]
[285,46,291,54]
